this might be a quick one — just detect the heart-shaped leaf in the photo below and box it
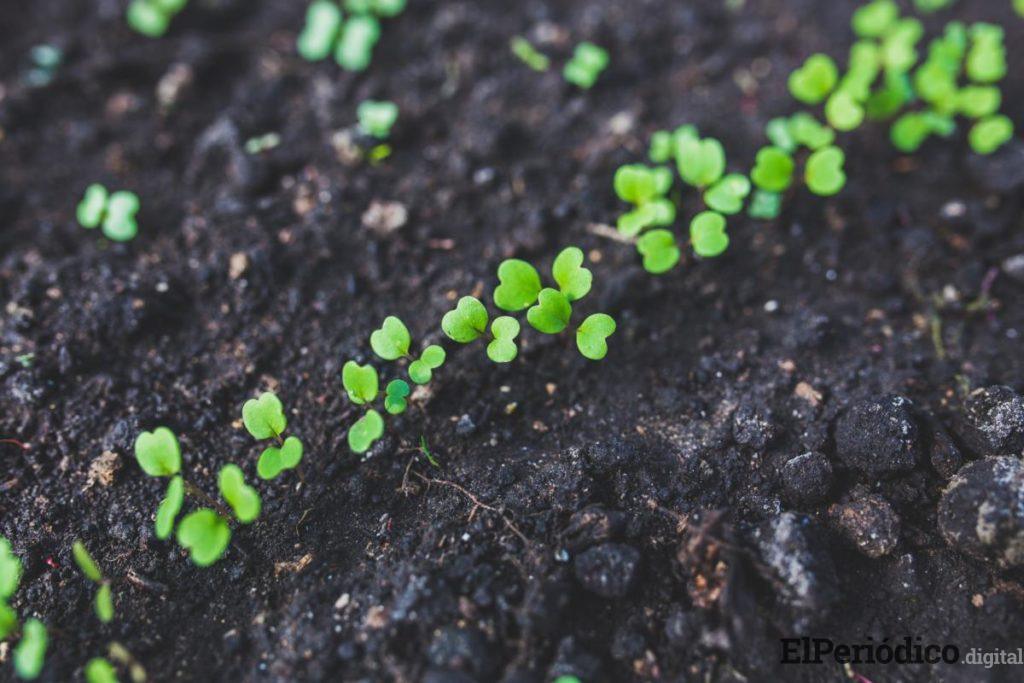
[441,296,488,343]
[487,316,520,363]
[348,409,385,453]
[676,135,726,188]
[636,229,680,274]
[72,541,102,583]
[370,316,411,360]
[384,379,411,415]
[76,184,108,229]
[957,86,1001,119]
[825,90,865,131]
[690,211,730,258]
[357,100,399,139]
[576,313,617,360]
[257,436,304,480]
[805,146,847,196]
[334,14,381,72]
[852,0,898,38]
[176,509,231,567]
[409,344,446,384]
[788,53,838,104]
[526,288,572,334]
[13,618,47,680]
[493,259,542,311]
[155,475,184,539]
[0,538,23,600]
[343,361,379,405]
[94,583,114,624]
[218,464,261,524]
[613,165,672,204]
[135,427,182,477]
[969,114,1013,155]
[750,147,795,192]
[85,658,118,683]
[242,392,287,440]
[102,191,139,242]
[552,247,592,301]
[296,0,343,61]
[703,174,751,215]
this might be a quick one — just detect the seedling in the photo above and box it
[825,91,865,131]
[297,0,343,60]
[966,23,1006,84]
[336,15,381,71]
[85,658,118,683]
[786,113,835,150]
[690,211,729,258]
[1,537,48,680]
[527,289,571,334]
[76,184,140,242]
[750,147,794,193]
[297,0,404,70]
[510,36,550,72]
[969,115,1013,155]
[852,0,898,39]
[703,174,751,215]
[576,313,616,360]
[613,164,675,236]
[348,408,384,453]
[890,111,953,152]
[357,100,398,139]
[487,317,520,363]
[384,379,411,414]
[176,509,230,567]
[217,465,261,523]
[126,0,187,38]
[563,42,609,89]
[748,190,782,220]
[342,362,391,452]
[72,541,114,624]
[371,316,412,359]
[788,54,838,105]
[676,134,726,188]
[244,132,281,155]
[636,229,680,274]
[489,247,596,336]
[409,345,446,384]
[804,146,846,196]
[441,296,489,342]
[242,392,304,480]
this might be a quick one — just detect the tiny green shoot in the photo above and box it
[127,0,187,38]
[384,379,411,414]
[788,54,838,105]
[969,115,1013,155]
[636,229,680,274]
[526,288,572,334]
[217,465,261,523]
[357,100,399,139]
[409,345,446,384]
[76,185,140,242]
[576,313,616,360]
[72,541,114,624]
[690,211,729,258]
[176,510,231,567]
[343,361,379,404]
[13,618,47,680]
[487,316,520,363]
[510,36,550,72]
[348,408,384,453]
[804,146,847,196]
[676,134,726,188]
[563,42,609,89]
[243,391,305,481]
[85,658,118,683]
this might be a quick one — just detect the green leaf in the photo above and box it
[384,379,411,415]
[865,73,912,120]
[0,602,17,640]
[408,345,446,384]
[787,113,835,150]
[85,658,119,683]
[969,115,1013,155]
[242,392,287,439]
[676,136,725,188]
[690,211,729,258]
[552,247,592,301]
[613,165,671,204]
[94,583,114,624]
[441,296,488,343]
[748,190,782,220]
[526,288,572,334]
[703,174,751,215]
[348,409,385,453]
[881,19,923,74]
[616,199,675,236]
[296,0,343,61]
[563,42,609,89]
[824,91,864,131]
[257,436,304,480]
[493,259,542,311]
[77,184,108,229]
[636,229,680,274]
[750,147,794,193]
[487,316,520,363]
[851,0,898,38]
[370,316,411,360]
[101,191,139,242]
[890,112,932,152]
[72,541,102,583]
[765,118,796,153]
[13,618,47,680]
[576,313,616,361]
[335,15,381,71]
[357,100,399,139]
[788,54,838,104]
[510,36,550,72]
[155,475,184,539]
[342,361,379,404]
[957,86,1001,119]
[126,0,170,38]
[134,427,182,477]
[176,509,231,567]
[966,32,1006,84]
[0,538,23,600]
[648,130,673,163]
[218,465,261,524]
[805,146,846,196]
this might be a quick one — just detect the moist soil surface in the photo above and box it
[2,0,1024,681]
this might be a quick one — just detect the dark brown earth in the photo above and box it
[2,0,1024,681]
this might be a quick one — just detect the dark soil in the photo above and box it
[2,0,1024,681]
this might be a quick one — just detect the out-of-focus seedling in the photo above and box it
[24,45,62,88]
[1,538,48,680]
[127,0,188,38]
[72,541,114,624]
[242,392,304,481]
[510,36,550,71]
[76,184,140,242]
[357,100,398,139]
[563,42,609,89]
[297,0,406,71]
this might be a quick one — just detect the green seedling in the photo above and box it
[552,247,593,301]
[613,165,675,236]
[156,476,184,540]
[852,0,898,39]
[563,42,609,89]
[966,24,1006,84]
[343,361,379,403]
[748,190,783,220]
[72,541,114,624]
[134,427,181,477]
[703,174,751,215]
[804,146,846,196]
[348,409,384,453]
[245,132,282,155]
[957,86,1000,119]
[370,316,411,359]
[881,18,923,75]
[176,510,230,567]
[76,184,140,242]
[787,113,835,150]
[865,73,912,120]
[890,111,954,152]
[648,124,698,163]
[788,54,838,105]
[409,345,446,384]
[297,0,343,60]
[494,260,542,312]
[384,379,410,414]
[765,118,796,153]
[217,465,261,523]
[242,392,304,480]
[676,134,725,188]
[636,229,680,274]
[85,658,118,683]
[487,317,520,363]
[825,91,865,131]
[576,313,616,360]
[690,211,729,258]
[337,15,381,71]
[0,539,48,681]
[510,36,550,71]
[750,147,794,193]
[357,100,398,139]
[14,619,47,680]
[126,0,187,38]
[969,115,1013,155]
[298,0,401,70]
[527,289,572,334]
[442,296,489,343]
